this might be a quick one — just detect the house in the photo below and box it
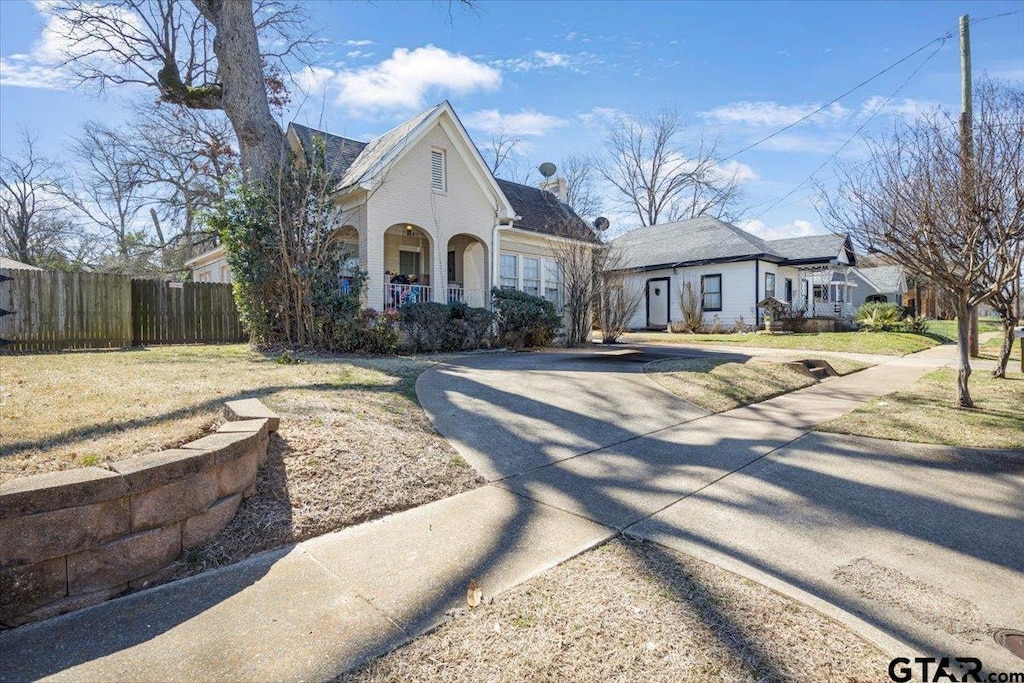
[610,216,857,330]
[187,101,597,314]
[184,248,231,283]
[847,265,908,309]
[0,256,43,271]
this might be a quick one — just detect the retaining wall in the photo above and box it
[0,399,279,627]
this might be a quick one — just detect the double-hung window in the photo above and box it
[543,258,562,308]
[522,257,540,297]
[701,274,722,311]
[765,272,776,298]
[500,254,518,289]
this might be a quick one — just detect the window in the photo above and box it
[430,149,446,191]
[784,278,793,303]
[399,250,420,277]
[543,258,562,308]
[701,274,722,311]
[813,284,827,302]
[522,257,540,296]
[765,272,775,298]
[500,254,518,289]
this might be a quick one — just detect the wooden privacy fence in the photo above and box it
[0,268,244,352]
[131,279,243,345]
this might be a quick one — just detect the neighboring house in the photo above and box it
[611,217,857,330]
[184,248,232,284]
[186,101,596,314]
[0,256,43,271]
[848,265,908,309]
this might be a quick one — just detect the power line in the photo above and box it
[720,9,1022,164]
[749,38,947,222]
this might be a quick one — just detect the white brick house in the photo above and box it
[187,101,598,313]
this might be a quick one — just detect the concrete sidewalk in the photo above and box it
[6,342,1018,681]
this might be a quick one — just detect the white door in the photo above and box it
[647,277,669,328]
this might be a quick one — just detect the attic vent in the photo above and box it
[431,148,446,191]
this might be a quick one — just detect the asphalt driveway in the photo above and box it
[417,343,1024,670]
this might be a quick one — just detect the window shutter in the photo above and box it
[431,150,445,190]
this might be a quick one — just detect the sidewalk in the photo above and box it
[0,344,959,682]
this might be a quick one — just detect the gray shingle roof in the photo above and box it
[766,234,848,262]
[496,179,598,243]
[0,256,42,270]
[857,265,905,293]
[610,216,783,270]
[289,123,367,177]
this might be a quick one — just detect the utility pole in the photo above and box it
[960,14,981,358]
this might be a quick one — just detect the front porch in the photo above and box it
[794,264,856,320]
[334,223,491,311]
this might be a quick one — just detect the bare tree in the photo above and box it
[560,154,602,220]
[820,78,1024,407]
[987,263,1022,379]
[482,128,522,176]
[596,251,644,344]
[64,121,151,270]
[598,108,746,227]
[0,131,78,266]
[126,102,237,265]
[49,0,308,181]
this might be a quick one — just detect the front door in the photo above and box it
[647,277,670,329]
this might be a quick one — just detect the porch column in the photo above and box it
[430,232,445,304]
[366,229,385,310]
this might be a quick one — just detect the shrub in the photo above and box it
[902,315,930,334]
[668,320,691,333]
[328,308,399,354]
[855,302,903,332]
[491,287,561,349]
[400,301,493,352]
[676,281,704,333]
[732,316,750,333]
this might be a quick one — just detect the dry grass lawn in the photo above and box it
[1,344,482,576]
[342,538,890,683]
[817,368,1024,449]
[645,355,870,413]
[619,330,939,356]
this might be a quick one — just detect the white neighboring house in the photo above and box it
[611,216,857,330]
[847,265,908,308]
[185,101,597,312]
[184,248,232,283]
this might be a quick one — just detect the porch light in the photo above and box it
[405,224,414,236]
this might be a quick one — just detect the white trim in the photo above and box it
[499,226,598,248]
[184,246,226,267]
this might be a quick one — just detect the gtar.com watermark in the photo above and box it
[888,657,1024,682]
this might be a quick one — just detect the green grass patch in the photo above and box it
[926,318,1001,342]
[646,355,869,413]
[817,368,1024,449]
[622,331,940,356]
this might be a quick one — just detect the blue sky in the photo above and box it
[1,0,1022,238]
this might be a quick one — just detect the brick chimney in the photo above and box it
[538,177,567,202]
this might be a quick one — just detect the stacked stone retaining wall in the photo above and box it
[0,399,279,627]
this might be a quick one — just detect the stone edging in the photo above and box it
[0,398,280,628]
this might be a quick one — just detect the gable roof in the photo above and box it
[610,216,783,270]
[288,123,367,178]
[496,179,598,243]
[857,265,905,293]
[767,234,852,264]
[0,256,42,270]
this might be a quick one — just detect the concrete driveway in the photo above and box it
[417,343,1024,670]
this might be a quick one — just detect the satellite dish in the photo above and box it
[594,217,610,232]
[538,162,557,179]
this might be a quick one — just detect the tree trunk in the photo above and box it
[992,316,1015,379]
[968,304,980,357]
[193,0,284,185]
[955,295,974,408]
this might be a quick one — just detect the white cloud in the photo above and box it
[334,45,501,111]
[490,50,601,74]
[293,65,335,94]
[344,39,374,47]
[741,218,825,240]
[715,160,759,183]
[858,95,940,121]
[463,109,568,137]
[576,106,622,127]
[2,2,144,91]
[703,101,850,127]
[345,49,374,59]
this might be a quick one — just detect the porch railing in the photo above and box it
[795,300,855,319]
[447,286,489,308]
[384,283,431,308]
